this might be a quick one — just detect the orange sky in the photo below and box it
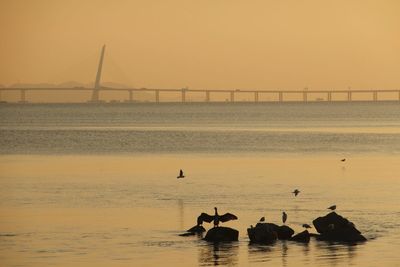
[0,0,399,90]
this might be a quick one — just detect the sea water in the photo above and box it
[0,102,399,266]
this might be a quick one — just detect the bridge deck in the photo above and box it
[1,87,399,103]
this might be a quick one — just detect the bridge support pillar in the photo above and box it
[129,90,133,102]
[205,91,210,102]
[19,89,26,103]
[347,91,352,101]
[155,90,160,103]
[254,92,259,102]
[278,92,283,102]
[181,89,186,103]
[230,91,235,102]
[303,92,308,102]
[373,91,378,102]
[327,92,332,102]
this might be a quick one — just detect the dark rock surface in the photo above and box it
[247,223,279,243]
[204,227,239,242]
[187,225,206,233]
[179,225,206,237]
[290,230,310,243]
[277,225,295,240]
[313,212,367,242]
[179,232,196,237]
[309,233,321,238]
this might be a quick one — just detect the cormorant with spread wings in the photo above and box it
[197,207,238,227]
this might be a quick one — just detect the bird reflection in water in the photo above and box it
[281,241,288,267]
[247,243,273,263]
[198,242,239,266]
[177,199,184,230]
[300,241,310,258]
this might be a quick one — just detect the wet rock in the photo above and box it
[309,233,321,238]
[313,212,367,242]
[290,230,310,243]
[187,225,206,233]
[179,232,196,237]
[247,223,278,244]
[277,225,295,240]
[204,227,239,242]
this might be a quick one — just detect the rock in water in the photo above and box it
[179,232,196,237]
[187,225,206,233]
[204,227,239,242]
[277,225,295,240]
[247,223,278,243]
[290,230,310,243]
[313,212,367,242]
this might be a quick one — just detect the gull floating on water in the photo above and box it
[302,224,312,229]
[341,158,346,162]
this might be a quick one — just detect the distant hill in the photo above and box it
[6,81,134,89]
[102,82,132,89]
[57,81,88,88]
[10,83,56,88]
[1,81,159,102]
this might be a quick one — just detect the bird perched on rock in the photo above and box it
[292,189,300,197]
[328,205,336,211]
[197,207,238,227]
[259,216,265,222]
[282,212,287,224]
[302,224,312,229]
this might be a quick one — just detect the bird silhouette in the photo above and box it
[197,207,238,227]
[341,158,346,162]
[328,205,336,211]
[282,212,287,224]
[259,216,265,222]
[292,189,300,196]
[177,169,185,179]
[302,224,312,229]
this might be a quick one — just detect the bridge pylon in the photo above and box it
[90,45,106,102]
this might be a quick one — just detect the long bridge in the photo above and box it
[1,45,399,103]
[2,86,400,103]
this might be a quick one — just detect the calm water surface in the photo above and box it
[0,102,399,266]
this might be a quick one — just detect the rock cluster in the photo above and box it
[247,223,296,243]
[247,212,366,244]
[312,212,366,242]
[180,212,366,244]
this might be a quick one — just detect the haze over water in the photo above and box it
[0,102,400,266]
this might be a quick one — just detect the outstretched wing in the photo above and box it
[219,213,238,223]
[197,213,214,225]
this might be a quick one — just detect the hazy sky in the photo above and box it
[0,0,399,90]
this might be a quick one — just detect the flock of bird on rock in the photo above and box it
[180,203,365,243]
[194,204,336,229]
[179,203,356,243]
[178,159,367,243]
